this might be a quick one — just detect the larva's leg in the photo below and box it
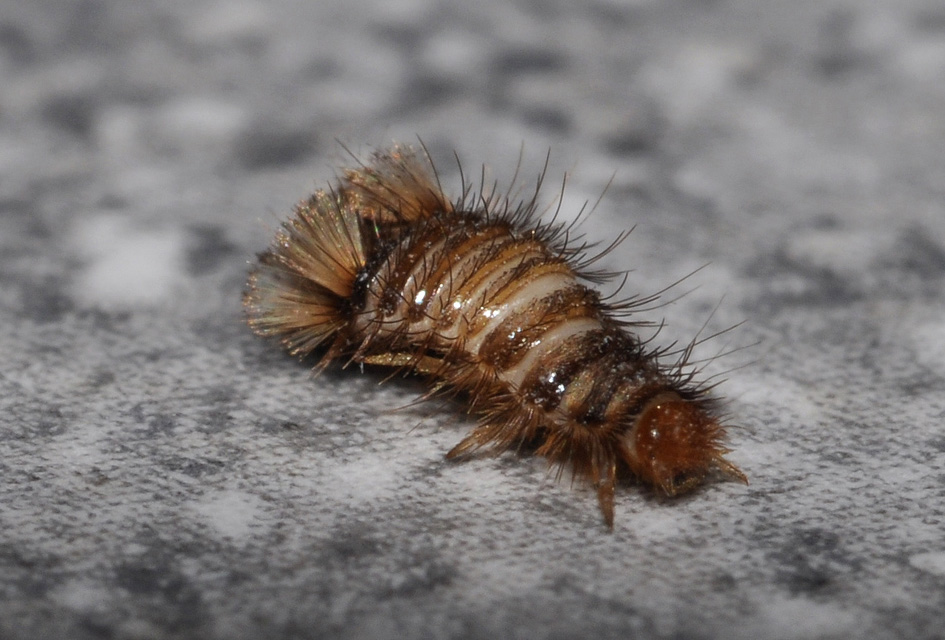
[445,417,532,459]
[446,426,505,459]
[596,471,616,529]
[358,352,445,377]
[447,396,543,463]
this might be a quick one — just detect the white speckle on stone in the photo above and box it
[116,619,164,640]
[190,489,265,541]
[909,314,945,378]
[785,228,894,279]
[51,579,113,613]
[186,0,271,43]
[745,595,857,640]
[156,97,249,144]
[96,105,145,157]
[625,509,688,542]
[321,455,400,505]
[897,37,945,81]
[735,375,823,427]
[641,42,758,124]
[909,551,945,577]
[369,0,437,25]
[71,214,185,309]
[423,31,488,77]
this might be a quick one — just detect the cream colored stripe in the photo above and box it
[460,270,577,353]
[499,316,602,390]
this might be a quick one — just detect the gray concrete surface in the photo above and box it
[2,0,945,638]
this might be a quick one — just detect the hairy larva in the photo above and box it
[244,144,747,527]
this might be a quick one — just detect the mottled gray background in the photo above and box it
[2,0,945,638]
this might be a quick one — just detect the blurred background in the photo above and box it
[2,0,945,638]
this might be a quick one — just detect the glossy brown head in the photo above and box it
[621,392,747,495]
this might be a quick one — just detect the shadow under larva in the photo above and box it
[243,144,747,528]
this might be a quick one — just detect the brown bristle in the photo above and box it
[244,144,747,528]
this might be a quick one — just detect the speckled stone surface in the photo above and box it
[3,1,945,638]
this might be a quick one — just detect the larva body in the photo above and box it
[244,146,746,527]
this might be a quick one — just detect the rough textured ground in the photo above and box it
[3,0,945,638]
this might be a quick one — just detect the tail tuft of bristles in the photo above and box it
[342,144,453,223]
[244,190,366,360]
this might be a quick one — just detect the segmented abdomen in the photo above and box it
[357,214,650,424]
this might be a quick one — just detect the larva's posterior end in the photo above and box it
[621,392,747,498]
[244,191,367,360]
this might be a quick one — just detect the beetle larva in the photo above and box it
[243,144,747,527]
